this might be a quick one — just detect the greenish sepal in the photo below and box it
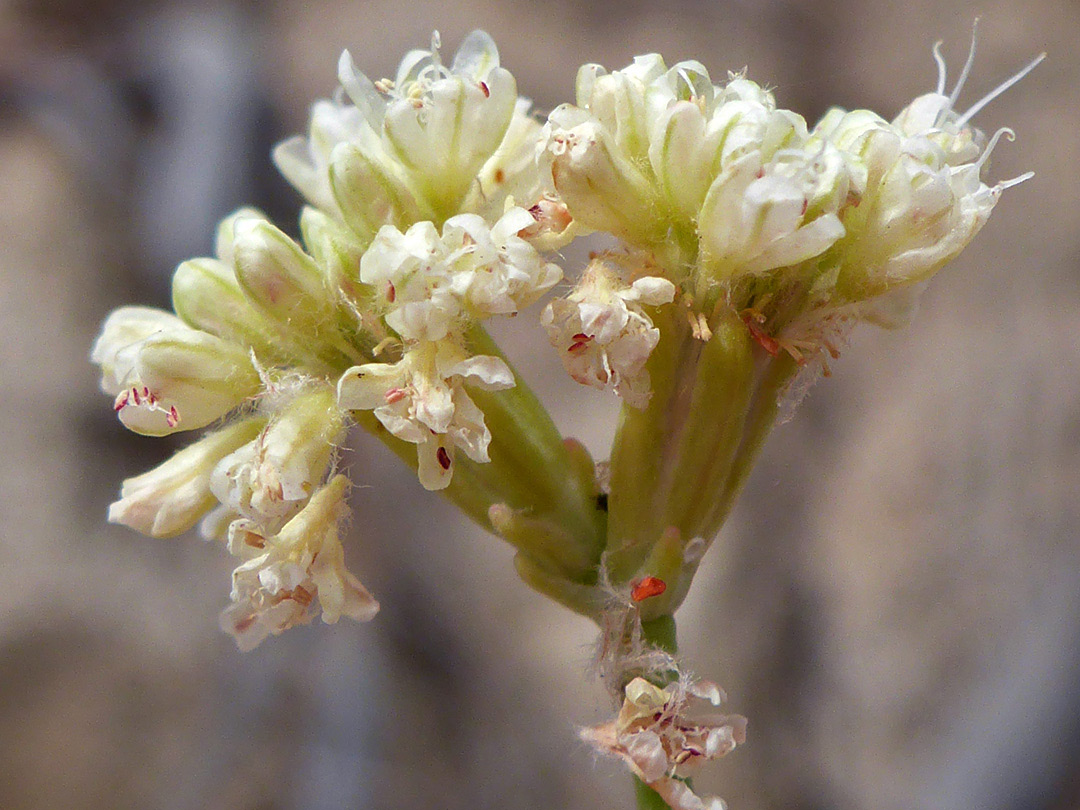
[661,310,755,538]
[489,504,595,580]
[512,552,606,618]
[699,353,799,540]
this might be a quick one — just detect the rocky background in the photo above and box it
[1,0,1078,808]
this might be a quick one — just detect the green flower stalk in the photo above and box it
[91,26,1039,810]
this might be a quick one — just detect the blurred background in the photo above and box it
[2,0,1079,808]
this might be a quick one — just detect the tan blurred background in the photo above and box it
[2,0,1079,808]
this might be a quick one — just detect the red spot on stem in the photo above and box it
[631,576,667,602]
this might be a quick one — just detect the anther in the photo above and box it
[436,446,452,470]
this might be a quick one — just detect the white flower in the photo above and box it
[221,475,379,651]
[542,257,675,408]
[210,385,345,528]
[697,144,849,279]
[360,208,562,342]
[359,220,458,341]
[337,341,514,490]
[91,306,261,436]
[442,208,562,314]
[582,676,746,810]
[108,417,266,538]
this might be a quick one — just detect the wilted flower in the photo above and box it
[221,475,379,651]
[582,675,746,810]
[210,385,345,528]
[108,417,267,537]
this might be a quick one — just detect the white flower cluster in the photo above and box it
[91,31,572,649]
[274,30,559,239]
[337,205,561,491]
[540,40,1039,370]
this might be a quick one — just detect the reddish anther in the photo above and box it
[630,576,667,602]
[387,282,396,303]
[479,81,490,97]
[436,446,452,470]
[166,406,180,427]
[384,387,406,404]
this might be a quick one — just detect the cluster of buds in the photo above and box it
[92,26,1036,808]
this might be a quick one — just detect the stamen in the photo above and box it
[956,52,1046,129]
[948,18,980,107]
[932,41,948,95]
[997,171,1034,191]
[975,126,1015,171]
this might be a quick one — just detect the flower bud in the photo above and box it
[91,306,186,395]
[120,330,262,435]
[298,206,370,308]
[543,113,662,244]
[328,141,429,243]
[231,215,335,326]
[108,417,266,537]
[92,308,261,436]
[171,257,278,355]
[380,41,517,215]
[698,150,846,280]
